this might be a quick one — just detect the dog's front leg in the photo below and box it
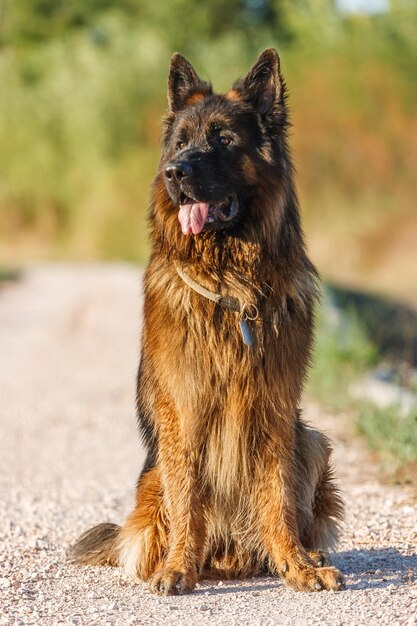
[256,428,344,592]
[148,400,206,595]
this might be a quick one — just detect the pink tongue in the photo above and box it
[178,202,209,235]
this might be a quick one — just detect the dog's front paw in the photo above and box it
[148,568,197,595]
[281,562,345,592]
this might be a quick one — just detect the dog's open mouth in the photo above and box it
[178,194,238,235]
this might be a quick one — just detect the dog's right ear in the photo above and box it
[168,53,212,112]
[232,48,283,117]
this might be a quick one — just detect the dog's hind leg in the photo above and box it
[294,420,344,559]
[117,466,169,581]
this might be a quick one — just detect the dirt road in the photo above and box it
[0,264,416,625]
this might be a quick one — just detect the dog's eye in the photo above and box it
[219,136,231,146]
[176,140,185,150]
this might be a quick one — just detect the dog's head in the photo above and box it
[153,49,289,239]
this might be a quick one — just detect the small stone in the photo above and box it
[199,604,210,611]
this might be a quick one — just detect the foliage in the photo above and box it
[311,291,417,474]
[358,403,417,466]
[308,295,377,411]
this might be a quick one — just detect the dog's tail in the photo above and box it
[67,523,121,566]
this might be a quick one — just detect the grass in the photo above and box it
[357,403,417,483]
[310,291,417,479]
[0,267,21,283]
[308,293,377,412]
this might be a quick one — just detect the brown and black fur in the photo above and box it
[69,49,344,594]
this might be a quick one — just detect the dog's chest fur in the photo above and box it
[143,258,314,501]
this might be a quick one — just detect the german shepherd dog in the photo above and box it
[69,49,344,594]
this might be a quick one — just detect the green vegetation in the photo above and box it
[358,403,417,468]
[0,266,21,283]
[311,293,417,477]
[309,297,377,412]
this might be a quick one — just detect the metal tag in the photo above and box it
[239,319,254,347]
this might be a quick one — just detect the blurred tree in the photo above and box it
[0,0,139,45]
[0,0,292,50]
[273,0,342,46]
[137,0,282,50]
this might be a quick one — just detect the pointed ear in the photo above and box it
[168,53,212,112]
[237,48,282,116]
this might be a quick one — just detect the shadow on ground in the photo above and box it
[190,547,417,595]
[333,547,417,590]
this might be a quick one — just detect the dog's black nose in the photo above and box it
[165,162,192,182]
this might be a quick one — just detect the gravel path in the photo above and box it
[0,264,416,626]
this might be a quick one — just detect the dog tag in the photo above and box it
[239,319,254,347]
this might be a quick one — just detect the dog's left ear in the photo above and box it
[237,48,282,116]
[168,53,212,112]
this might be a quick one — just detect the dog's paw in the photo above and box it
[148,568,197,595]
[281,563,345,592]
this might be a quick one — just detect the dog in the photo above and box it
[69,48,344,594]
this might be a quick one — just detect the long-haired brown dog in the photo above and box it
[69,49,344,594]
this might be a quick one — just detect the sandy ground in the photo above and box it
[0,264,416,626]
